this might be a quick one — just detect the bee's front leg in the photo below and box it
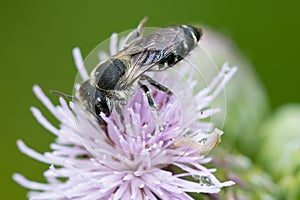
[115,103,126,131]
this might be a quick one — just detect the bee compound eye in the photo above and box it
[94,98,102,116]
[94,91,111,117]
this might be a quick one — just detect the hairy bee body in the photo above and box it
[77,22,202,123]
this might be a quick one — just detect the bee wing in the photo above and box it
[116,47,178,89]
[115,26,185,89]
[123,26,183,53]
[113,53,157,89]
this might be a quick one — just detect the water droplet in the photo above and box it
[196,175,213,186]
[200,176,212,186]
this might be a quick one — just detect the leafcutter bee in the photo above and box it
[75,18,202,124]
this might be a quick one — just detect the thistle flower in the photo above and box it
[13,25,236,199]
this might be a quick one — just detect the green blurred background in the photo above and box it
[1,0,299,199]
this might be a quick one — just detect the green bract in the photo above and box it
[258,104,300,198]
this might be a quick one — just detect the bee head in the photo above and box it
[77,81,114,122]
[94,88,113,118]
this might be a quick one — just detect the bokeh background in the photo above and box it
[1,0,299,199]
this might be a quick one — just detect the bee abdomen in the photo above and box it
[158,25,202,69]
[181,25,202,44]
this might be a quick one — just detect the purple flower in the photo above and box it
[13,26,236,199]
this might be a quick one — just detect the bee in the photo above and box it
[75,18,202,124]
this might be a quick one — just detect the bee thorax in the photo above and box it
[113,84,138,105]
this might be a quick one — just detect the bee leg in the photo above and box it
[139,82,157,110]
[115,103,125,126]
[141,75,173,95]
[123,17,148,48]
[98,118,108,133]
[115,103,127,132]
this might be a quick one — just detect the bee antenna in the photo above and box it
[50,90,76,101]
